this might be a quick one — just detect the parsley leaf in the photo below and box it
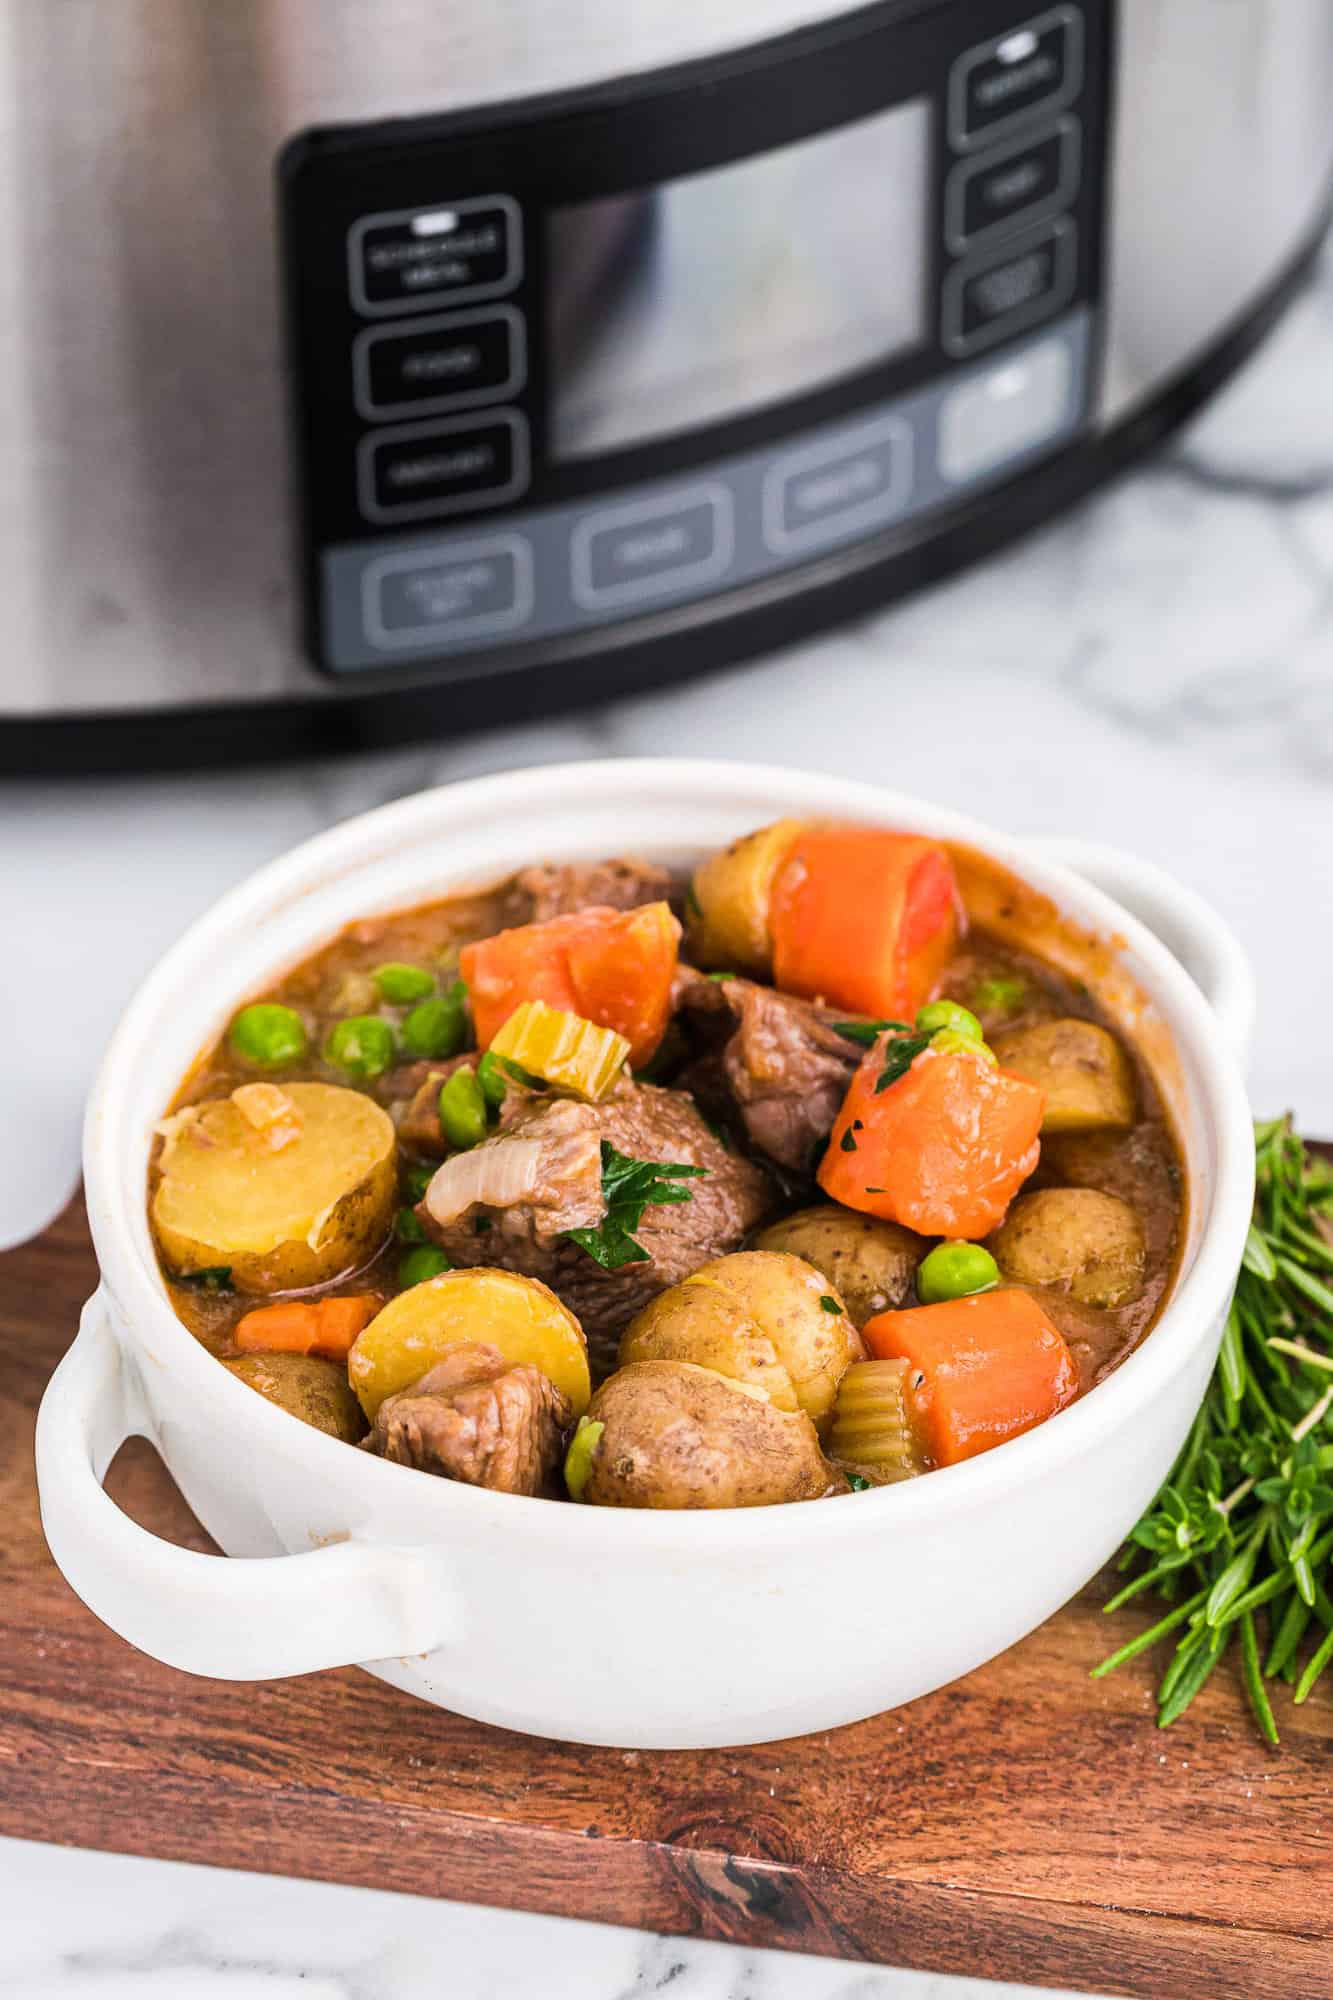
[496,1054,545,1090]
[845,1472,873,1492]
[876,1031,932,1093]
[819,1295,843,1315]
[177,1266,233,1293]
[563,1141,709,1271]
[833,1019,911,1047]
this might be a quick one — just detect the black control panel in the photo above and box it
[281,0,1108,679]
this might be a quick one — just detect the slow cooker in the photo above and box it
[3,0,1331,772]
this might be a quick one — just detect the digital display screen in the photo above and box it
[548,100,932,459]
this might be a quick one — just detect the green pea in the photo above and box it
[971,975,1027,1015]
[398,1245,452,1288]
[916,999,984,1042]
[931,1029,997,1065]
[395,1205,427,1243]
[476,1049,508,1112]
[373,961,435,1005]
[323,1014,397,1080]
[917,1240,1000,1304]
[402,1160,436,1202]
[227,1002,308,1070]
[564,1416,604,1502]
[438,1066,488,1150]
[401,980,469,1060]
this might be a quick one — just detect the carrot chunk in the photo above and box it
[770,826,961,1018]
[818,1040,1044,1238]
[234,1294,381,1362]
[862,1289,1078,1466]
[461,903,680,1068]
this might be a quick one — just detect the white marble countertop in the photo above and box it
[4,238,1331,1998]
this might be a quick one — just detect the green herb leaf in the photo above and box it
[845,1472,873,1492]
[1094,1117,1333,1740]
[833,1019,911,1047]
[875,1031,932,1093]
[563,1140,709,1271]
[177,1266,233,1293]
[819,1295,843,1315]
[496,1054,545,1090]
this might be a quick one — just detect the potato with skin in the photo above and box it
[222,1351,366,1442]
[578,1360,835,1509]
[687,819,804,975]
[152,1082,396,1294]
[681,1251,862,1427]
[620,1284,799,1411]
[988,1188,1146,1308]
[753,1207,926,1328]
[349,1266,590,1422]
[991,1018,1136,1133]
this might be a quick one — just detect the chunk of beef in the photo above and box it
[362,1343,571,1494]
[418,1081,773,1375]
[676,968,861,1173]
[510,857,677,924]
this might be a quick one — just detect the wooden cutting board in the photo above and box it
[2,1194,1329,2000]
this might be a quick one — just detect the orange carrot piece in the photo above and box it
[863,1289,1078,1466]
[234,1294,381,1362]
[818,1040,1044,1238]
[460,902,681,1067]
[769,826,961,1018]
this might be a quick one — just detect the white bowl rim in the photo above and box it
[83,756,1256,1551]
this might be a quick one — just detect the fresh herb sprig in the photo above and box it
[1094,1118,1333,1741]
[875,1032,933,1093]
[833,1018,911,1048]
[563,1141,708,1271]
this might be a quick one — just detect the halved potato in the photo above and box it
[687,818,804,975]
[578,1360,833,1509]
[348,1266,590,1421]
[988,1187,1145,1308]
[753,1207,926,1327]
[991,1018,1136,1133]
[152,1082,396,1294]
[222,1352,366,1443]
[620,1284,799,1412]
[682,1251,862,1427]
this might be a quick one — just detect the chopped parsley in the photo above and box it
[495,1054,544,1090]
[177,1266,233,1293]
[563,1141,709,1271]
[875,1031,932,1093]
[818,1295,843,1315]
[833,1019,910,1047]
[840,1129,858,1153]
[845,1472,873,1492]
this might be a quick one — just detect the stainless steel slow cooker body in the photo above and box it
[2,0,1331,767]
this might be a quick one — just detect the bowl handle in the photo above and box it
[35,1291,456,1679]
[1026,838,1256,1062]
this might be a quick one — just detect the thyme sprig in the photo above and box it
[1094,1118,1333,1741]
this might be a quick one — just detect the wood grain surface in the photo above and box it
[2,1195,1329,2000]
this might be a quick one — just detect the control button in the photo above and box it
[358,412,529,524]
[570,485,733,611]
[763,414,912,556]
[949,9,1083,151]
[363,535,535,651]
[348,196,523,316]
[937,336,1074,484]
[945,119,1080,254]
[353,309,526,420]
[942,219,1076,357]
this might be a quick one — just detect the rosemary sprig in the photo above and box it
[1094,1118,1333,1742]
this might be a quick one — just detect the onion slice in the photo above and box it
[422,1137,546,1227]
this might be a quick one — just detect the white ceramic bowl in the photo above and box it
[36,760,1255,1749]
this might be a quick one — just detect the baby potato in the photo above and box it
[222,1352,366,1443]
[152,1082,396,1294]
[991,1019,1136,1133]
[578,1360,834,1509]
[348,1266,590,1422]
[687,819,804,975]
[620,1284,799,1411]
[682,1251,862,1428]
[753,1206,926,1327]
[988,1188,1146,1308]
